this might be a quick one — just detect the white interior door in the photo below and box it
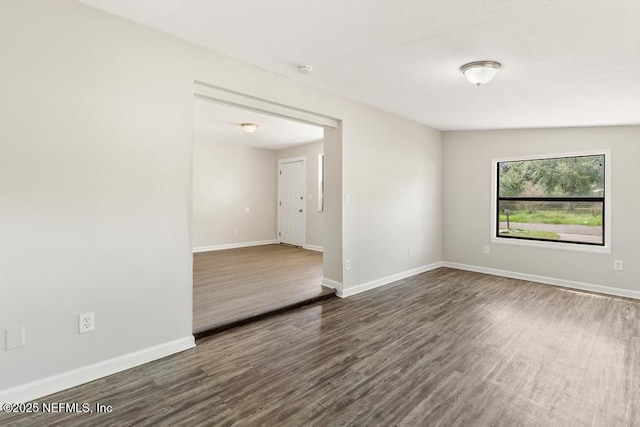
[278,159,305,246]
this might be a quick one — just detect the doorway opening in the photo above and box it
[191,83,341,334]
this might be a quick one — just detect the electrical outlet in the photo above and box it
[613,260,623,271]
[345,259,351,270]
[79,312,95,334]
[409,245,413,256]
[483,246,490,255]
[232,229,238,236]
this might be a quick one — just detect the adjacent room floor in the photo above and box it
[4,267,639,425]
[193,244,331,333]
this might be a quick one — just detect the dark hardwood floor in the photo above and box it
[193,244,332,333]
[3,267,640,426]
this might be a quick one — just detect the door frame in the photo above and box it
[277,156,306,247]
[193,81,339,128]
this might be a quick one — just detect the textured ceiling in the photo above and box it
[79,0,640,130]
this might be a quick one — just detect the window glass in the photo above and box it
[497,154,605,246]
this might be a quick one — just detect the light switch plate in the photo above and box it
[5,326,26,350]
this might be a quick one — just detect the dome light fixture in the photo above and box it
[297,65,313,74]
[241,123,259,134]
[460,60,502,87]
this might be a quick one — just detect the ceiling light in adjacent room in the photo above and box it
[241,123,259,134]
[460,61,502,86]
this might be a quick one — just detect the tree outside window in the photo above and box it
[497,154,605,246]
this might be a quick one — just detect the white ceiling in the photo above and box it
[79,0,640,131]
[193,99,323,150]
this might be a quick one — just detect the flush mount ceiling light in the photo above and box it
[241,123,259,134]
[297,65,313,74]
[460,61,502,87]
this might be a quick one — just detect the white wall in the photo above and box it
[0,0,442,397]
[443,126,640,294]
[1,0,196,396]
[323,126,344,286]
[192,139,277,249]
[277,141,324,250]
[341,113,443,294]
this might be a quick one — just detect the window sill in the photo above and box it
[491,236,611,255]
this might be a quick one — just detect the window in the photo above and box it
[495,152,608,248]
[318,154,324,212]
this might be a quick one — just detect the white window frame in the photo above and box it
[490,149,611,254]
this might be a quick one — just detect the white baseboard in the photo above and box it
[339,262,445,298]
[444,262,640,300]
[322,277,342,293]
[303,244,324,252]
[193,239,278,253]
[0,336,195,404]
